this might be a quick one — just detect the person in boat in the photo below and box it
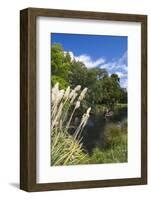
[104,108,113,120]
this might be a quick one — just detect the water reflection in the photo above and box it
[82,107,127,154]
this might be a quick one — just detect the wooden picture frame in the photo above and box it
[20,7,147,192]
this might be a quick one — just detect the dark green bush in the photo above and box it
[89,134,127,164]
[104,123,123,147]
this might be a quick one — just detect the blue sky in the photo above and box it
[51,33,128,88]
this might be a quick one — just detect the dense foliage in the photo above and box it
[51,43,128,166]
[51,43,127,110]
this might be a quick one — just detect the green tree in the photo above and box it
[119,88,127,103]
[51,44,72,88]
[51,43,64,75]
[51,42,127,108]
[111,73,120,82]
[101,75,121,108]
[69,61,88,88]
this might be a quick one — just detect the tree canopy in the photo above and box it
[51,43,127,108]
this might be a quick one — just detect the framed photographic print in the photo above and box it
[20,8,147,191]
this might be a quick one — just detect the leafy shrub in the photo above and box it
[88,122,127,164]
[121,118,127,133]
[89,134,127,164]
[104,123,123,147]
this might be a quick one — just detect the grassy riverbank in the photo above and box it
[51,83,127,166]
[52,120,127,165]
[89,122,127,164]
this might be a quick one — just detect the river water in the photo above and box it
[82,107,127,154]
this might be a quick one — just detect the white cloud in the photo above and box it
[99,51,128,88]
[64,51,74,61]
[99,51,128,72]
[116,72,127,88]
[116,72,127,78]
[120,78,128,89]
[99,62,127,72]
[64,51,105,68]
[118,51,127,66]
[75,55,105,68]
